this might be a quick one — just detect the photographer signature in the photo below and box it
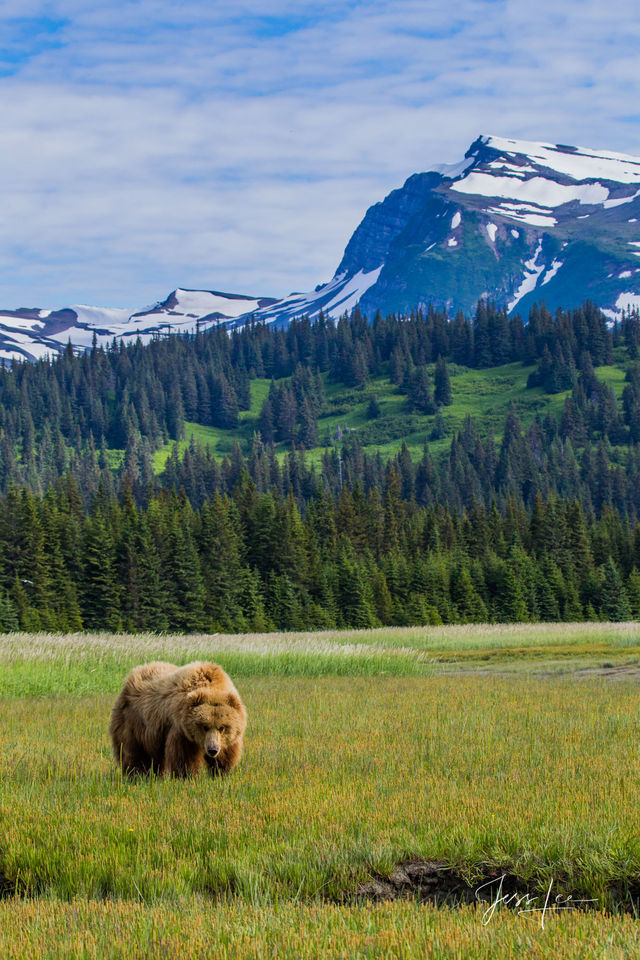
[476,874,598,928]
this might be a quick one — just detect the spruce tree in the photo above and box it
[600,557,632,621]
[81,513,121,630]
[434,356,452,406]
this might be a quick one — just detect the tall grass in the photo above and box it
[1,622,639,697]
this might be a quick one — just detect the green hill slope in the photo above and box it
[151,351,629,472]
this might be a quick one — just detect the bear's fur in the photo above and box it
[109,661,246,778]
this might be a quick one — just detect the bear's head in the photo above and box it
[184,688,246,760]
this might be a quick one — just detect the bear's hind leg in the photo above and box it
[116,738,154,777]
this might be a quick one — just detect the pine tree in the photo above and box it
[600,557,631,621]
[81,513,121,630]
[406,366,436,414]
[366,396,381,419]
[434,356,452,406]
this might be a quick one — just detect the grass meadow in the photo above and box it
[1,624,640,957]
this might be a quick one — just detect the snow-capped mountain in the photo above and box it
[0,289,277,362]
[244,135,640,324]
[3,135,640,361]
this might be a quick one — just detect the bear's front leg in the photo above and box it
[162,728,204,778]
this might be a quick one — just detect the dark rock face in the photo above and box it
[336,172,446,277]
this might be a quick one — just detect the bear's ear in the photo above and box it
[187,690,205,706]
[226,691,240,710]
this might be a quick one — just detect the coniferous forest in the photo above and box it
[2,298,640,630]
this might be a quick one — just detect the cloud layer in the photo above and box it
[1,0,640,307]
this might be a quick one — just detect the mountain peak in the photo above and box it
[2,135,640,360]
[460,134,640,186]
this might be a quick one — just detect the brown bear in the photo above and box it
[109,661,246,778]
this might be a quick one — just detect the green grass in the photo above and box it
[239,377,274,419]
[305,362,568,464]
[596,364,627,396]
[152,421,232,472]
[3,624,640,957]
[152,379,287,472]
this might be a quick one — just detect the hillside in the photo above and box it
[151,358,627,472]
[0,296,636,501]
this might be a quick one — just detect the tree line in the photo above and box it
[0,474,638,633]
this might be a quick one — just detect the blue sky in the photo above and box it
[1,0,640,308]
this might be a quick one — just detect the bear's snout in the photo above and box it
[204,731,221,757]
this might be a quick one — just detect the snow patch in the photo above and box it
[620,271,633,279]
[616,292,640,312]
[68,305,135,329]
[511,229,520,238]
[451,212,461,229]
[321,267,383,316]
[0,313,45,333]
[508,240,546,312]
[133,289,267,322]
[452,172,609,208]
[603,189,640,209]
[486,223,497,243]
[247,266,384,325]
[447,238,458,247]
[432,156,475,179]
[0,329,58,360]
[541,260,563,285]
[487,207,556,228]
[482,136,640,185]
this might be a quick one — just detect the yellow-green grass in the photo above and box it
[3,900,640,960]
[3,625,640,957]
[152,378,286,472]
[308,363,552,463]
[597,364,628,396]
[239,377,277,420]
[4,670,640,904]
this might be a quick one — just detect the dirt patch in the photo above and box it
[0,862,43,899]
[354,860,640,915]
[571,662,640,682]
[438,659,640,681]
[355,860,530,907]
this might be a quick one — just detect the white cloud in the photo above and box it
[1,0,640,307]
